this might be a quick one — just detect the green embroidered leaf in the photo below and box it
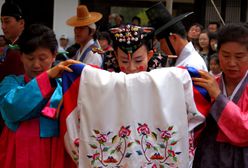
[159,165,165,168]
[173,156,177,162]
[93,130,100,134]
[90,144,97,149]
[136,150,143,155]
[91,135,96,138]
[153,146,158,151]
[170,140,177,146]
[125,152,132,158]
[110,149,116,154]
[112,135,118,144]
[91,160,95,165]
[127,142,134,147]
[159,143,166,148]
[151,132,157,140]
[171,131,176,135]
[164,138,169,142]
[103,147,110,152]
[168,126,173,131]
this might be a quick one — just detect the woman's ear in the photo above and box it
[147,50,154,61]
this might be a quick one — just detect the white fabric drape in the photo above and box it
[64,66,205,168]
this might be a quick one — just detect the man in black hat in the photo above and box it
[0,1,25,81]
[146,2,207,71]
[1,1,24,44]
[0,1,25,133]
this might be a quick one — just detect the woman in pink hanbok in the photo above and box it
[193,23,248,168]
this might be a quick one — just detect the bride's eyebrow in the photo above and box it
[134,56,143,59]
[120,55,129,60]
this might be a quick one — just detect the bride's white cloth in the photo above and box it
[61,64,208,168]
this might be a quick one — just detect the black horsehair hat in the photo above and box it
[146,1,193,38]
[1,1,23,20]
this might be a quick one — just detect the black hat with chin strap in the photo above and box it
[146,1,193,58]
[146,1,193,38]
[1,1,23,20]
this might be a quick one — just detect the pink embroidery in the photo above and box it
[74,138,79,147]
[137,123,150,135]
[119,126,131,138]
[71,138,80,161]
[87,123,181,167]
[189,133,195,157]
[96,134,108,143]
[160,130,172,139]
[87,126,132,167]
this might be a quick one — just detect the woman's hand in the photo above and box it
[47,59,82,79]
[192,70,221,99]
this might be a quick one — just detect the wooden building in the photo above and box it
[82,0,248,30]
[4,0,248,31]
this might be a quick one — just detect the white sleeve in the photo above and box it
[64,106,80,164]
[83,51,103,67]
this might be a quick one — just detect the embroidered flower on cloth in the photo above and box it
[87,123,181,167]
[119,126,131,138]
[137,123,150,135]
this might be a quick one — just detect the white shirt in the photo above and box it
[76,39,102,67]
[176,42,208,71]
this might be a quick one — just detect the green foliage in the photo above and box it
[111,7,149,26]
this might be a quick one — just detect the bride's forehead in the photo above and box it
[118,45,147,58]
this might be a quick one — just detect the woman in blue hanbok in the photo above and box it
[0,24,78,168]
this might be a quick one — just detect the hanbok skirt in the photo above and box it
[0,118,76,168]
